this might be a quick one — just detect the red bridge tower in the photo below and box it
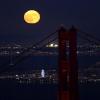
[58,26,79,100]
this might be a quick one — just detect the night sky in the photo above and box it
[0,0,100,44]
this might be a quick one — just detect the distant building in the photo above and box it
[41,69,45,78]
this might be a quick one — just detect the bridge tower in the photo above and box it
[58,26,78,100]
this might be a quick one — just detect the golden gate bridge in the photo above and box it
[0,26,100,100]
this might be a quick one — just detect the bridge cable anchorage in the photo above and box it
[79,30,100,45]
[0,36,57,74]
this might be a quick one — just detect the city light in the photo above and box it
[46,43,58,48]
[41,69,45,78]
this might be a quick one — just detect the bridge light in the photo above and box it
[54,44,58,47]
[49,43,54,47]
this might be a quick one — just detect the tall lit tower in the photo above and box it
[41,69,45,78]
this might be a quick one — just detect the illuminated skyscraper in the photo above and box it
[41,69,45,78]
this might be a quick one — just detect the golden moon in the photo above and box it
[24,10,40,24]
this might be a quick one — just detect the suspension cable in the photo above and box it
[0,37,58,74]
[0,30,57,66]
[79,30,100,45]
[78,33,100,45]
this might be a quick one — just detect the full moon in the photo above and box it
[24,10,40,24]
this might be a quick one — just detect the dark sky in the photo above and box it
[0,0,100,44]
